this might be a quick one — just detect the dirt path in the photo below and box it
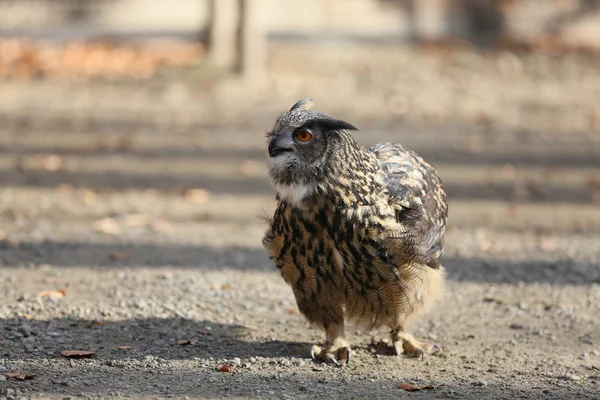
[1,46,600,399]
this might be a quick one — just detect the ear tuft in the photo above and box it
[313,118,358,133]
[290,98,314,112]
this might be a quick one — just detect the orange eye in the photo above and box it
[296,130,312,142]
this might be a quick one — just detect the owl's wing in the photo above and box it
[368,142,448,268]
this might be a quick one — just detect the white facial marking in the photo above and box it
[268,152,294,172]
[275,183,316,207]
[268,152,318,207]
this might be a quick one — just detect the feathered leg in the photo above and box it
[390,264,445,359]
[311,320,352,366]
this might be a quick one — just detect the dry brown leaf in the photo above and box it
[5,372,36,380]
[57,184,74,194]
[176,339,197,346]
[183,188,210,203]
[94,217,121,236]
[218,365,234,373]
[109,252,131,261]
[37,289,66,299]
[43,154,63,171]
[148,219,173,234]
[82,189,96,205]
[212,283,232,291]
[399,383,437,391]
[123,213,150,227]
[539,237,557,252]
[61,350,95,358]
[116,345,132,350]
[87,321,104,328]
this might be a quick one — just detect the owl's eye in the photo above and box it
[295,129,313,142]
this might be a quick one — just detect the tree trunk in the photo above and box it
[239,0,266,82]
[206,0,239,68]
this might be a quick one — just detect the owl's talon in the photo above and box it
[310,345,322,361]
[345,347,351,365]
[309,343,351,366]
[393,342,403,356]
[326,354,341,367]
[391,331,441,360]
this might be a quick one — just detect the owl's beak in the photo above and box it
[268,140,293,157]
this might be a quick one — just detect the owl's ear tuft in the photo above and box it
[290,98,314,112]
[313,118,358,133]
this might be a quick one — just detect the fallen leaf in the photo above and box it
[500,164,516,180]
[539,237,557,252]
[116,345,132,350]
[212,283,232,291]
[57,184,74,194]
[183,188,210,203]
[399,383,437,391]
[42,154,63,171]
[37,290,66,299]
[87,321,104,328]
[61,350,95,358]
[588,175,600,190]
[176,339,197,346]
[82,189,96,205]
[93,217,121,236]
[5,372,36,380]
[109,252,131,261]
[148,219,173,234]
[123,213,150,227]
[218,365,234,373]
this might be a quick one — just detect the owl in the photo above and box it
[262,99,447,365]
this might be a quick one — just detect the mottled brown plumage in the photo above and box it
[262,99,448,365]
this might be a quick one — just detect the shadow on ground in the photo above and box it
[0,317,309,361]
[1,317,596,399]
[2,240,598,285]
[1,169,598,203]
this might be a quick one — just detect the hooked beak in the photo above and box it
[268,139,293,157]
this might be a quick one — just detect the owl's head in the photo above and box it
[266,99,358,206]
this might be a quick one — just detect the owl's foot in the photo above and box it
[310,338,352,366]
[391,330,441,360]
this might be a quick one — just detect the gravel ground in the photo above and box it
[0,43,599,399]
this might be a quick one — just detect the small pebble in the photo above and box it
[557,373,581,381]
[18,325,32,337]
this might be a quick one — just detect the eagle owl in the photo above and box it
[262,99,448,365]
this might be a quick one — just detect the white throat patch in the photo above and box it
[268,152,318,207]
[275,183,316,207]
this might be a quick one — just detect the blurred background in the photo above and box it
[1,3,600,397]
[1,0,599,277]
